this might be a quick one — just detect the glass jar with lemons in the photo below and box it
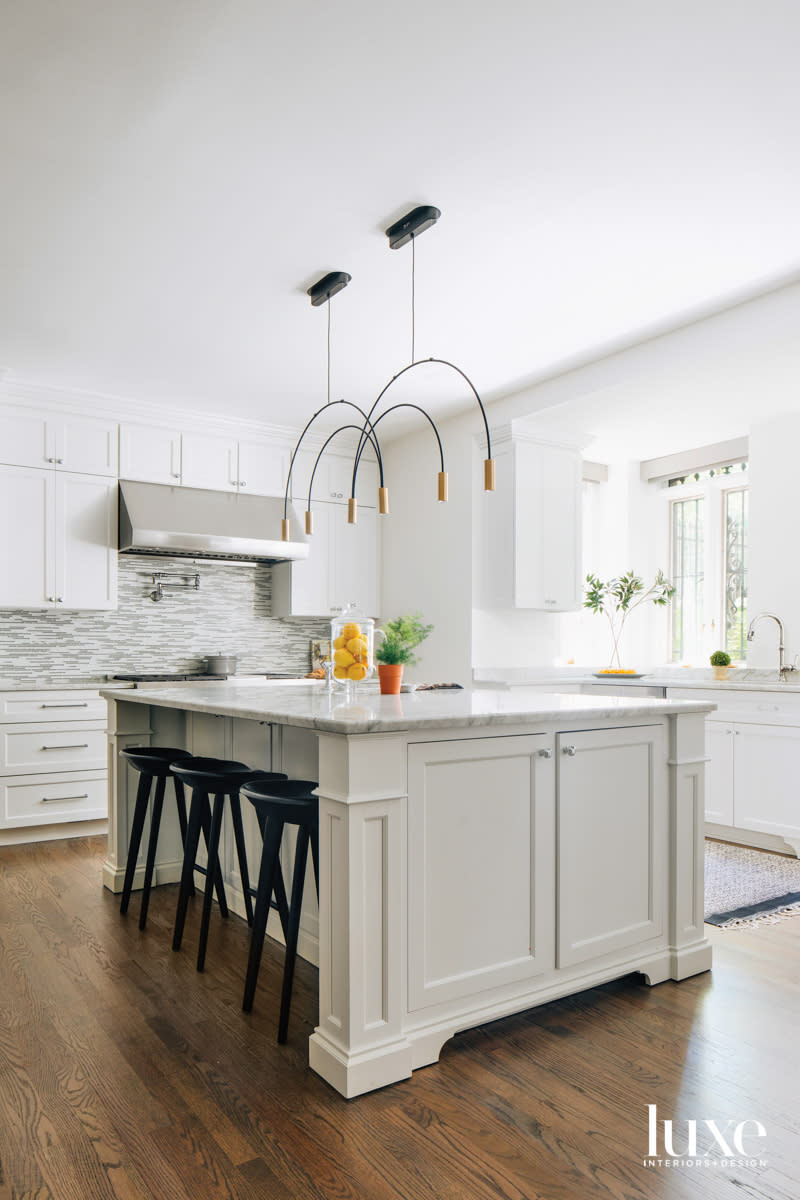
[330,603,374,694]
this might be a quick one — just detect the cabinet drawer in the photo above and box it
[0,723,107,775]
[667,687,800,725]
[0,692,106,722]
[1,771,107,827]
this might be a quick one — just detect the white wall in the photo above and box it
[747,412,800,669]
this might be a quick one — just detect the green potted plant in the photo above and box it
[375,613,433,694]
[584,569,676,672]
[710,649,732,680]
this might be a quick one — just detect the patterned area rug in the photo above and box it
[704,839,800,929]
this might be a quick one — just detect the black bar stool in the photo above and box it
[171,759,285,973]
[119,746,194,930]
[239,778,319,1043]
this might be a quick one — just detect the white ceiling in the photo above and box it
[3,1,800,443]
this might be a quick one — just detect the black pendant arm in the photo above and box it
[283,399,383,520]
[351,357,492,496]
[308,424,383,514]
[352,403,444,494]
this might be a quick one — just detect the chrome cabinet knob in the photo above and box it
[563,744,577,756]
[537,747,553,758]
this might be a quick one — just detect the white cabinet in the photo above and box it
[0,690,108,839]
[289,447,379,507]
[0,407,118,477]
[182,431,288,495]
[271,501,380,618]
[557,725,664,966]
[0,465,117,610]
[668,686,800,853]
[119,423,182,485]
[476,435,582,612]
[407,734,555,1010]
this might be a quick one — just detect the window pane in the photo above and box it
[671,497,704,662]
[724,488,748,660]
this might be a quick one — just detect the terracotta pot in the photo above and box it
[712,666,730,680]
[378,663,404,694]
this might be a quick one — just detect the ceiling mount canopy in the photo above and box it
[384,205,441,249]
[280,204,495,543]
[307,271,351,306]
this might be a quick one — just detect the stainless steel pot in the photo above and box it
[205,654,237,676]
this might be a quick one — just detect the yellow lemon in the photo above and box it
[342,622,361,639]
[333,635,348,650]
[333,666,349,680]
[333,648,355,668]
[346,636,366,657]
[347,662,368,681]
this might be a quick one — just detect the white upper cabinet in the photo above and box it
[0,466,117,610]
[476,435,583,612]
[289,447,379,508]
[236,437,289,496]
[119,423,182,485]
[181,431,289,495]
[271,501,380,618]
[0,407,118,477]
[181,431,239,491]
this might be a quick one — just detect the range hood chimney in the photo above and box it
[118,481,310,564]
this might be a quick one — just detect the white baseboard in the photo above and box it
[0,819,107,848]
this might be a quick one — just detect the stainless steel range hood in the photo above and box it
[118,480,310,564]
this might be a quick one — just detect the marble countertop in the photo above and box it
[100,680,715,734]
[473,668,800,694]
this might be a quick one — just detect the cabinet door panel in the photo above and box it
[734,723,800,838]
[0,409,52,468]
[557,725,664,967]
[705,722,734,824]
[515,441,581,611]
[408,734,554,1010]
[271,504,332,617]
[181,432,237,491]
[0,465,54,608]
[120,423,181,484]
[55,474,117,610]
[58,417,118,477]
[236,438,288,496]
[331,505,378,616]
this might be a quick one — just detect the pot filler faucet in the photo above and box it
[746,612,797,682]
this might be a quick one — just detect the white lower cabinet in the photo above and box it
[271,501,380,617]
[668,687,800,853]
[0,465,117,610]
[556,725,663,966]
[406,722,663,1011]
[0,691,109,839]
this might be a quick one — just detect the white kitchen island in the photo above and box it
[101,682,714,1098]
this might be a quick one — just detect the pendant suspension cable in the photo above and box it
[326,297,331,405]
[410,233,416,364]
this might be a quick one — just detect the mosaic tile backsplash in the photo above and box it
[0,555,329,681]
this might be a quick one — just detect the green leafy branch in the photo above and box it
[375,612,434,666]
[584,569,675,669]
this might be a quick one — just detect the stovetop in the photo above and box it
[111,672,230,682]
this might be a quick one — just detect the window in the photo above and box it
[667,464,748,663]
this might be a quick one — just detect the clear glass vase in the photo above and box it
[330,603,375,698]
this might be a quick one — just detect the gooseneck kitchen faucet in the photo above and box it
[746,612,797,682]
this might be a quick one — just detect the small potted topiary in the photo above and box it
[375,613,433,694]
[710,650,732,680]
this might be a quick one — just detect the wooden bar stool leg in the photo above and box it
[172,776,194,896]
[139,775,166,930]
[198,794,228,917]
[270,820,290,940]
[197,792,225,973]
[172,790,205,951]
[120,772,152,915]
[242,817,284,1013]
[278,826,310,1043]
[229,792,254,926]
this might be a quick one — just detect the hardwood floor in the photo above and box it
[0,836,797,1200]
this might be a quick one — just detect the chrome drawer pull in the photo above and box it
[41,793,89,803]
[41,743,89,751]
[537,747,553,758]
[563,744,577,756]
[40,702,89,708]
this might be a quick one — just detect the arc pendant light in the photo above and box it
[281,206,495,541]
